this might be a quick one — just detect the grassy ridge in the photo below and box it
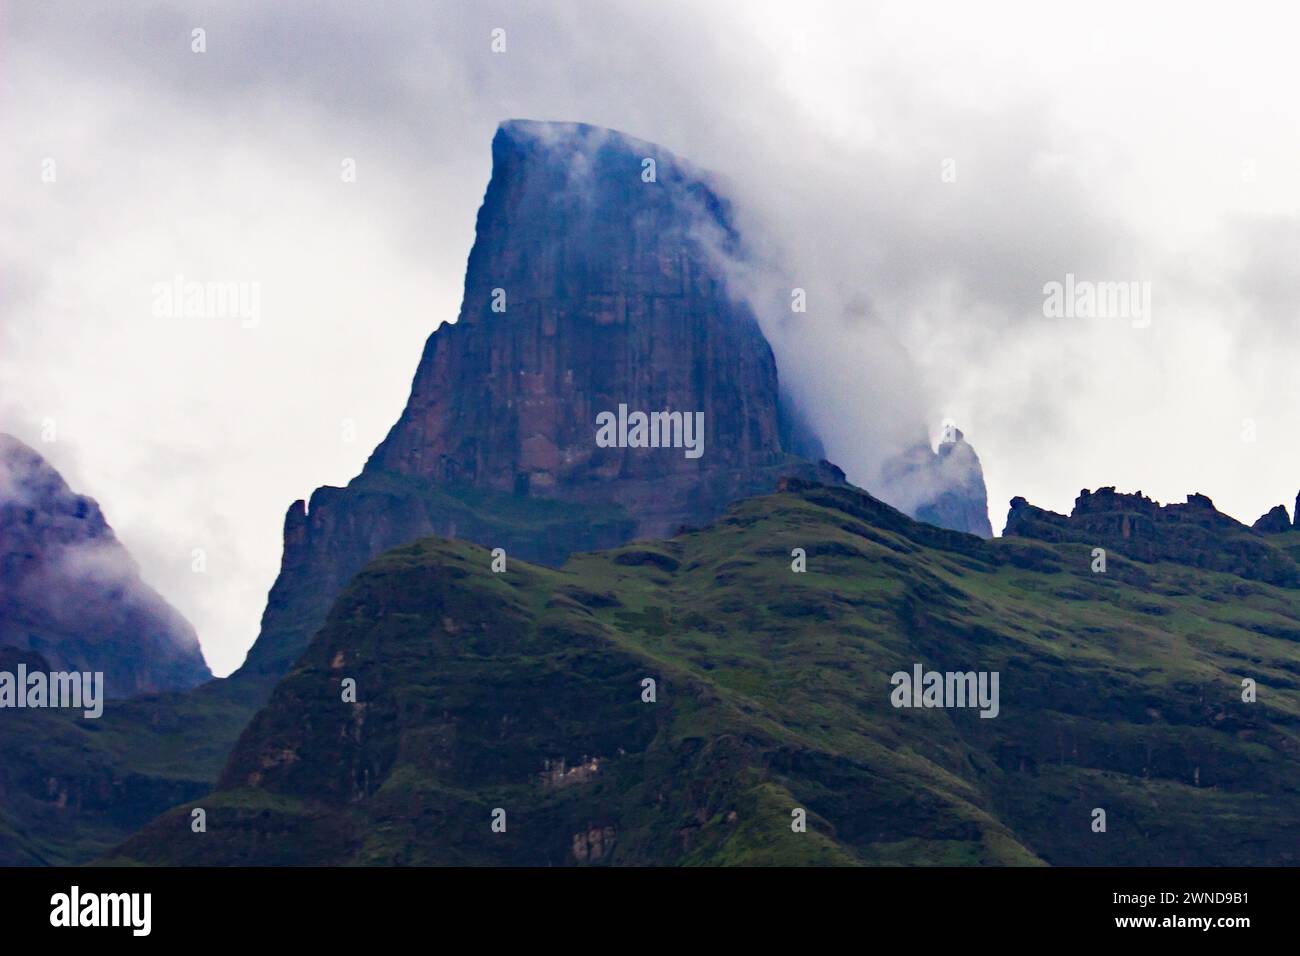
[108,483,1300,865]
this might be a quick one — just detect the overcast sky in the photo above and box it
[3,1,1299,675]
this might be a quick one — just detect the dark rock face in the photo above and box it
[233,120,839,682]
[1006,486,1300,587]
[0,434,210,695]
[1253,504,1291,533]
[368,119,825,536]
[880,429,993,538]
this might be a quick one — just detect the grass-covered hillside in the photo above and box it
[0,475,634,866]
[108,481,1300,865]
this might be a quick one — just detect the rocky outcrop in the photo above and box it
[880,429,993,538]
[0,434,210,695]
[1006,486,1300,586]
[1253,504,1291,533]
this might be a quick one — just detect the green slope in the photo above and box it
[0,477,633,866]
[107,481,1300,865]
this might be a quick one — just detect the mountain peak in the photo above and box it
[366,121,824,529]
[232,123,835,681]
[494,119,691,168]
[879,427,993,538]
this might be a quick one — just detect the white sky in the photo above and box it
[3,0,1299,674]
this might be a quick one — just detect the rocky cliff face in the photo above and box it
[367,119,828,535]
[234,120,840,681]
[0,434,210,695]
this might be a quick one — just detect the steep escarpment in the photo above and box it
[234,119,841,682]
[368,120,823,528]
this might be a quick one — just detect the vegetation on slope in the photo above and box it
[107,482,1300,865]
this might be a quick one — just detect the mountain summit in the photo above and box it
[368,119,831,533]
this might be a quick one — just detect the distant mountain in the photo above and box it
[110,479,1300,866]
[0,434,209,695]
